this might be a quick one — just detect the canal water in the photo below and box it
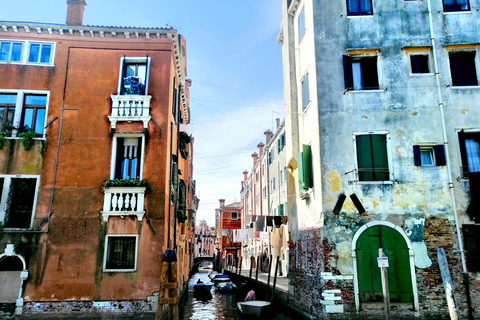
[180,271,242,320]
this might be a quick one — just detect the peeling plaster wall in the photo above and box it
[282,0,480,318]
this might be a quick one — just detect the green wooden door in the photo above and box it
[356,226,413,303]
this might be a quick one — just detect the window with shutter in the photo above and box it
[443,0,470,12]
[2,177,38,229]
[413,145,445,166]
[347,0,373,16]
[356,134,390,181]
[458,131,480,178]
[343,55,379,90]
[301,73,310,109]
[449,51,478,86]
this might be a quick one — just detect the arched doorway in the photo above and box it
[352,222,418,310]
[0,244,28,315]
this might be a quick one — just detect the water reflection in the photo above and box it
[181,272,242,320]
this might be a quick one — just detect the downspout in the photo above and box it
[167,122,173,249]
[426,1,472,318]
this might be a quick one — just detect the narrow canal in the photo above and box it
[180,271,242,320]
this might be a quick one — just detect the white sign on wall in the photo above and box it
[377,256,389,268]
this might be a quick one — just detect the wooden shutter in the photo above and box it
[343,55,354,89]
[303,144,312,188]
[413,145,421,166]
[347,0,359,15]
[356,135,374,181]
[434,145,446,166]
[371,135,389,181]
[463,225,480,272]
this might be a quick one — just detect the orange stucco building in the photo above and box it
[0,1,196,316]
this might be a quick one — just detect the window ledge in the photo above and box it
[346,15,374,18]
[0,61,54,67]
[409,73,434,77]
[103,269,136,273]
[347,89,385,93]
[450,85,480,90]
[101,211,145,222]
[357,181,393,185]
[443,11,471,15]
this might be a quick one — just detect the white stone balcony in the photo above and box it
[108,95,152,129]
[101,187,146,222]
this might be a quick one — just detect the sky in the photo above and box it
[0,1,285,227]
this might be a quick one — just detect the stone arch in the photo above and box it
[351,221,419,311]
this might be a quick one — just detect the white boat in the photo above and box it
[237,300,271,318]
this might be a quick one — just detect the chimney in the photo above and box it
[276,118,280,129]
[257,142,265,157]
[264,130,273,145]
[219,199,225,208]
[252,152,259,167]
[66,0,87,26]
[243,170,248,181]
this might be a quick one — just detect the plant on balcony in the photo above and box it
[18,131,37,151]
[178,131,192,159]
[177,210,187,223]
[0,132,6,150]
[102,178,148,191]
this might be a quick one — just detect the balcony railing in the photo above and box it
[101,186,146,222]
[108,95,152,129]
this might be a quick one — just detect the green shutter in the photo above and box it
[356,135,374,181]
[371,135,389,181]
[278,204,284,216]
[303,144,312,188]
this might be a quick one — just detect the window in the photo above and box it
[104,235,138,271]
[0,41,22,62]
[301,73,310,109]
[410,54,430,74]
[355,134,390,182]
[112,136,144,180]
[0,91,48,136]
[449,51,478,86]
[347,0,373,16]
[0,176,39,229]
[0,40,54,65]
[413,145,446,166]
[118,57,150,95]
[463,225,480,272]
[28,43,53,63]
[231,211,238,220]
[343,55,379,90]
[443,0,470,12]
[298,144,313,189]
[458,131,480,178]
[268,150,274,166]
[277,134,285,153]
[298,7,305,42]
[21,95,47,134]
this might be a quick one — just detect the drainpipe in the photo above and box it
[426,1,472,318]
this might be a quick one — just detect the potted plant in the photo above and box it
[18,131,37,150]
[178,132,191,159]
[177,210,187,223]
[102,178,148,190]
[0,132,6,150]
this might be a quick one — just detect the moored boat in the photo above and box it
[237,300,271,318]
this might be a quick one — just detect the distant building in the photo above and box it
[194,220,215,257]
[0,0,196,316]
[215,199,242,268]
[279,0,480,318]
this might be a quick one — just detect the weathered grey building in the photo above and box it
[279,0,480,318]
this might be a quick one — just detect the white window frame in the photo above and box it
[297,6,305,43]
[0,89,50,138]
[103,234,139,272]
[0,39,55,66]
[419,146,436,167]
[117,57,151,95]
[110,133,146,180]
[300,71,311,110]
[346,53,383,92]
[353,131,393,184]
[407,51,433,76]
[0,174,40,229]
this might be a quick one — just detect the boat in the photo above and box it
[212,274,230,284]
[208,271,219,280]
[237,300,272,318]
[193,282,213,293]
[215,281,237,292]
